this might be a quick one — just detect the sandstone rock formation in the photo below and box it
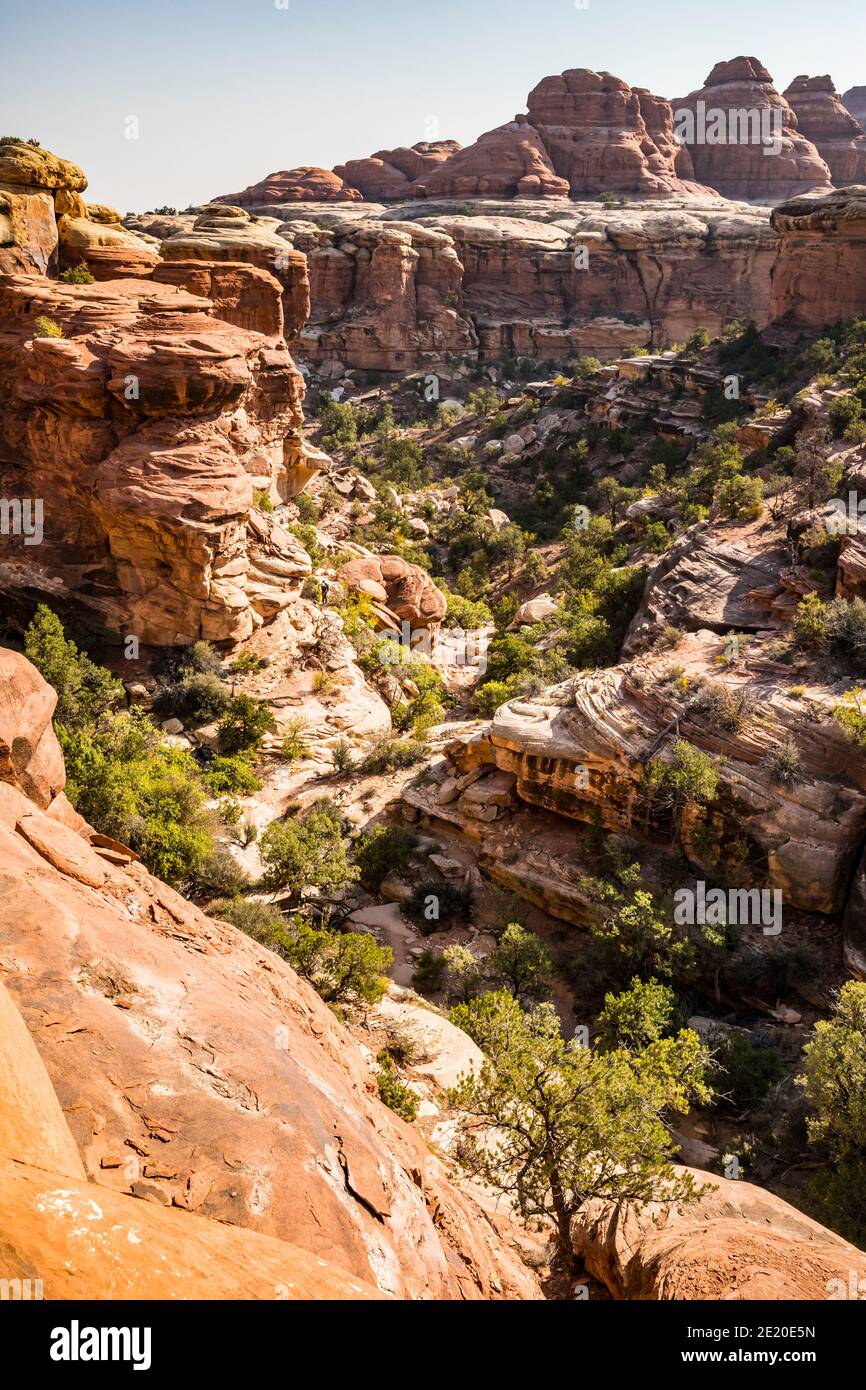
[0,139,83,275]
[286,214,478,371]
[575,1168,866,1299]
[335,141,461,200]
[0,648,539,1300]
[674,57,833,201]
[279,199,776,369]
[525,69,709,198]
[159,205,310,344]
[421,121,570,199]
[770,185,866,327]
[0,265,318,645]
[843,87,866,127]
[424,620,866,922]
[338,554,447,631]
[216,167,362,206]
[784,76,866,186]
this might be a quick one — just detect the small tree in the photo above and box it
[278,918,391,1009]
[591,888,695,985]
[596,976,677,1051]
[643,739,718,841]
[218,694,274,753]
[487,922,552,1000]
[448,991,710,1266]
[25,605,123,728]
[258,800,350,900]
[798,981,866,1243]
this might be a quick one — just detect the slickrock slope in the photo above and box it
[770,186,866,328]
[0,649,539,1300]
[784,75,866,187]
[0,264,318,645]
[0,975,385,1300]
[525,69,709,198]
[675,58,833,200]
[216,166,362,206]
[421,121,570,199]
[335,141,461,201]
[574,1169,866,1299]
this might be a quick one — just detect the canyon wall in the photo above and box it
[770,186,866,328]
[0,648,538,1299]
[0,263,319,646]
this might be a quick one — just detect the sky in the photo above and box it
[4,0,866,212]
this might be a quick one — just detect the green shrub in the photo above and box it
[258,800,351,900]
[716,1033,785,1111]
[33,315,63,338]
[202,753,261,796]
[278,717,310,764]
[218,695,274,753]
[828,393,863,438]
[763,737,802,788]
[359,737,427,775]
[715,474,763,521]
[596,977,677,1052]
[354,824,415,890]
[374,1052,418,1121]
[59,262,95,285]
[411,948,448,994]
[24,605,123,729]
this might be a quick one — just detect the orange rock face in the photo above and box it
[339,555,448,630]
[0,266,315,644]
[422,121,570,199]
[575,1169,866,1300]
[784,75,866,186]
[674,57,833,200]
[770,186,866,328]
[216,166,362,205]
[525,69,710,197]
[335,141,461,200]
[0,650,538,1301]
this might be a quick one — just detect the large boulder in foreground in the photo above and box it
[574,1168,866,1299]
[0,650,538,1300]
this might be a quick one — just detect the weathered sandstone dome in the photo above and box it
[784,75,866,186]
[675,56,833,200]
[216,166,362,206]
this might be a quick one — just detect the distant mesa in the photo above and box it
[215,165,363,206]
[334,140,461,200]
[843,85,866,127]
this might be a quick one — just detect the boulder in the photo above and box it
[339,555,447,629]
[574,1168,866,1299]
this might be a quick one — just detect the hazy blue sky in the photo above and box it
[5,0,865,210]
